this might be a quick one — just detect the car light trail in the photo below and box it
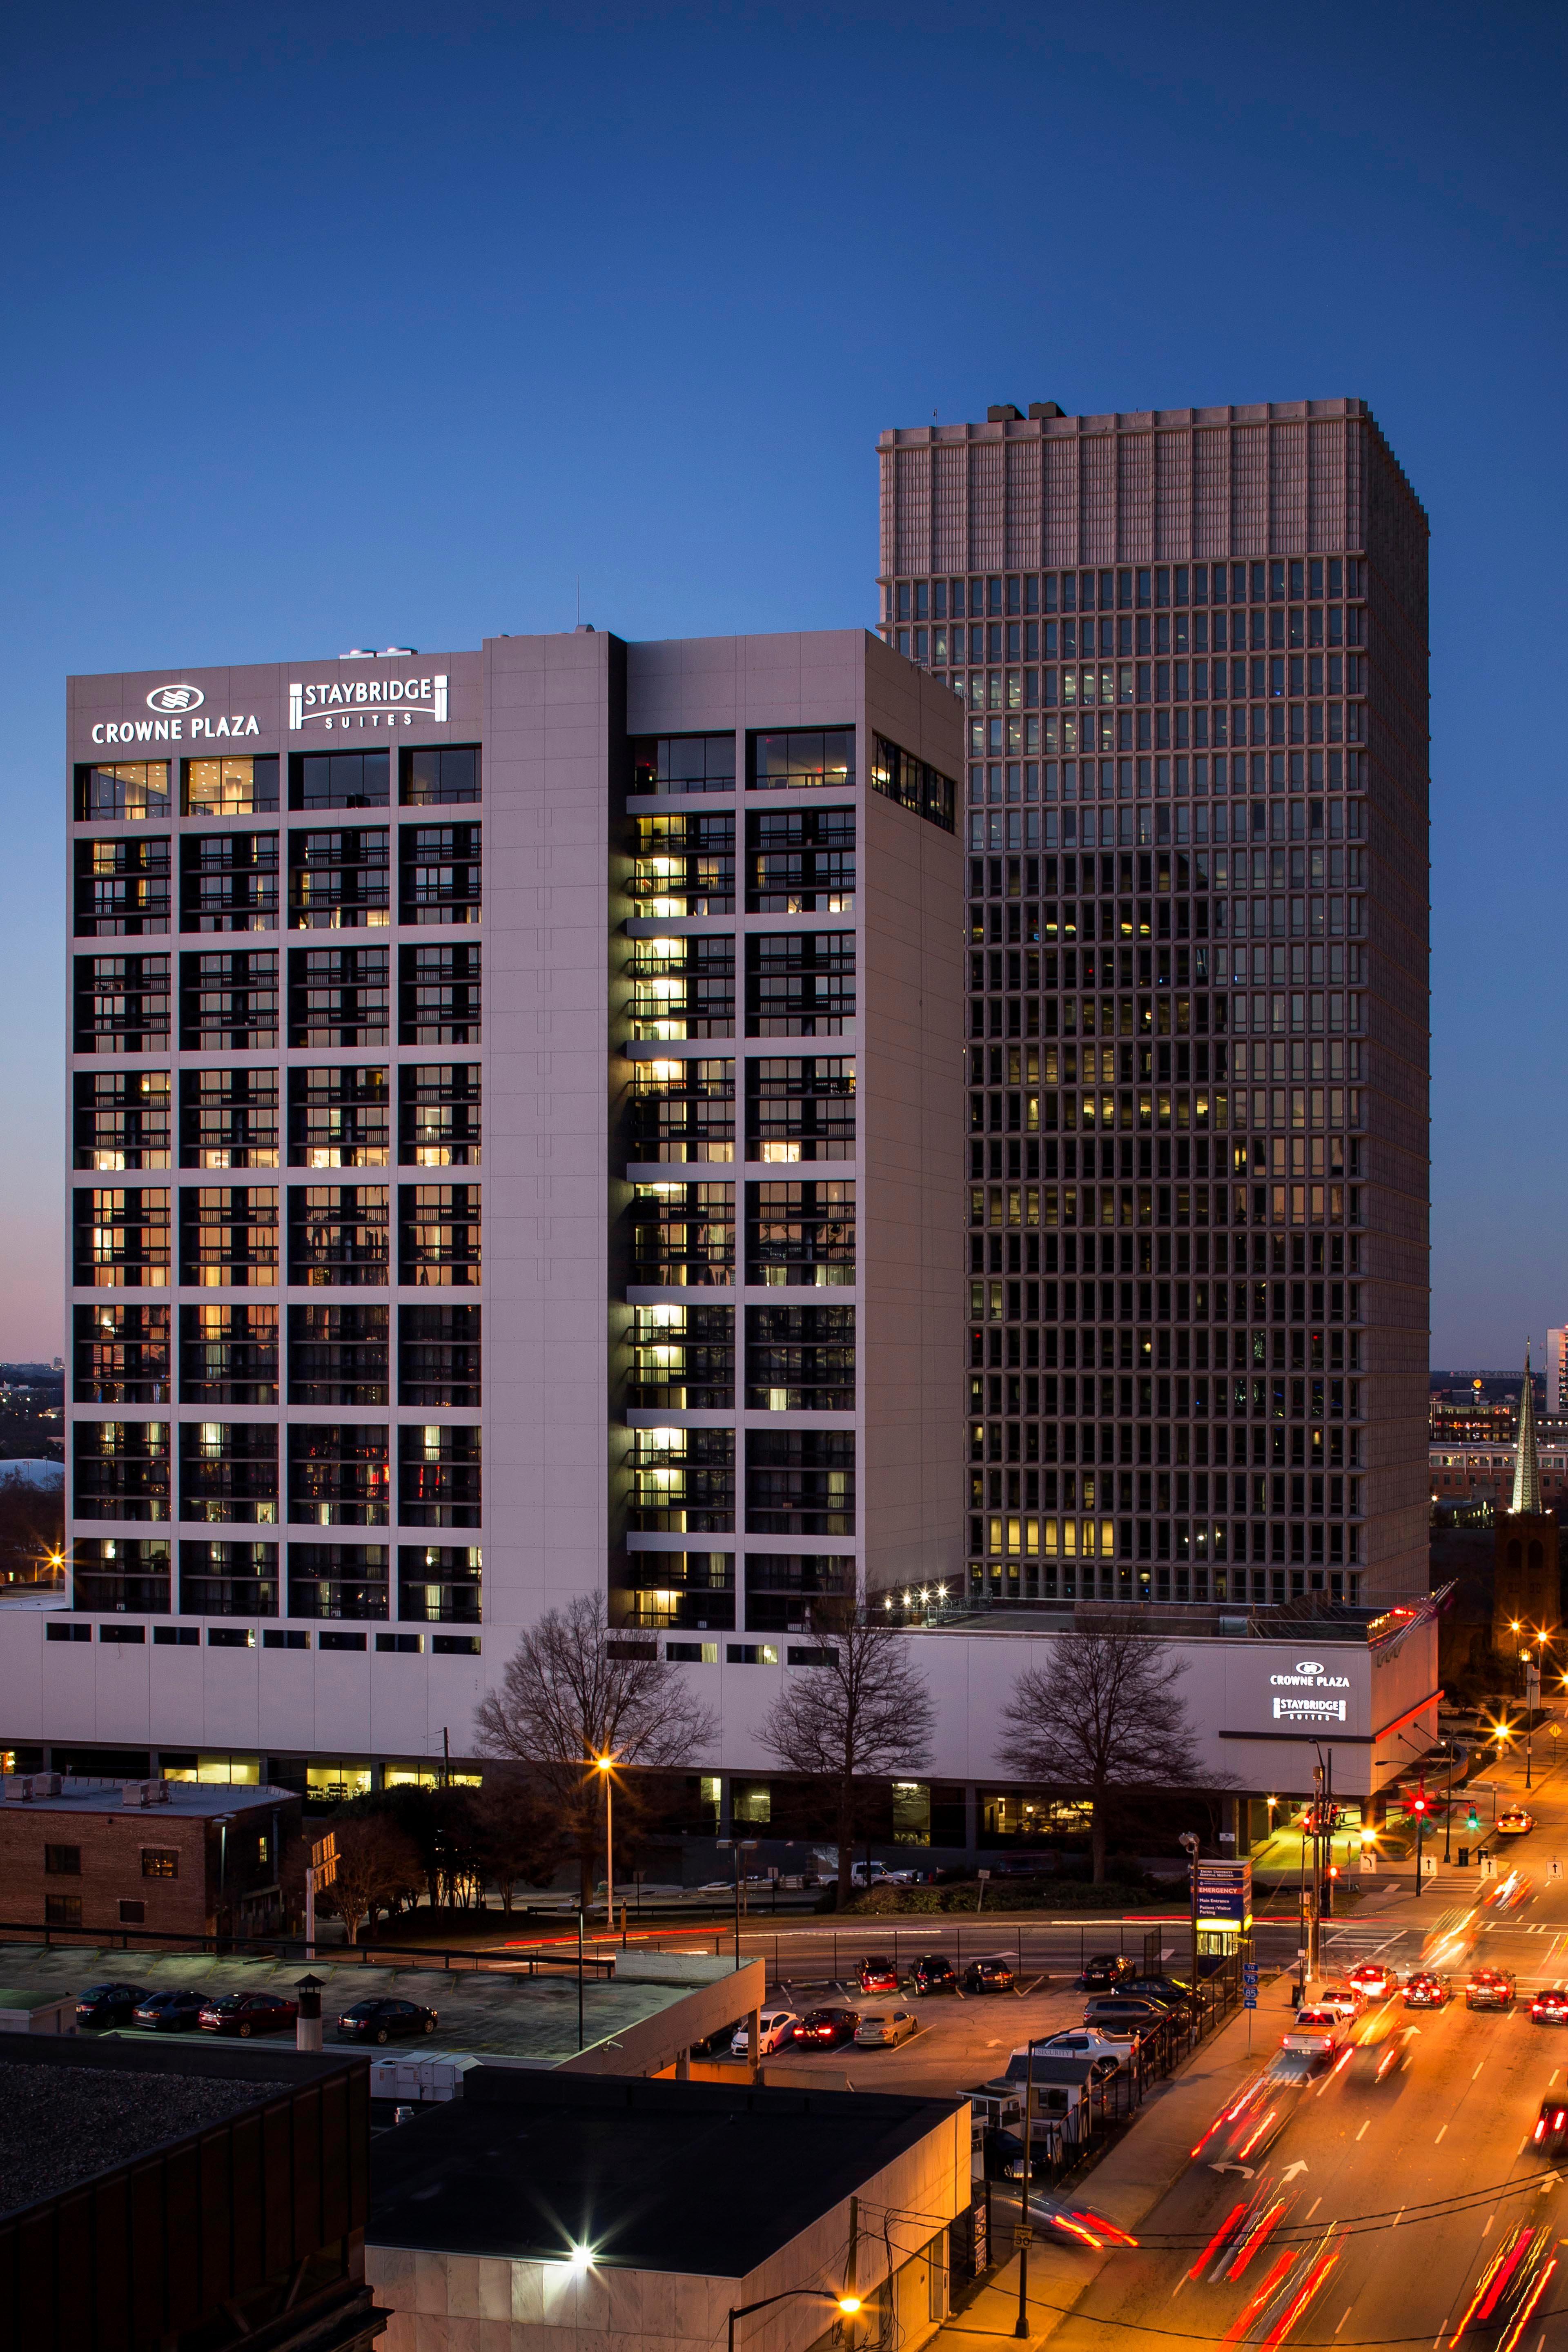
[1220,2250,1296,2346]
[1496,2254,1555,2352]
[1189,2204,1248,2281]
[1260,2245,1341,2349]
[1227,2199,1287,2281]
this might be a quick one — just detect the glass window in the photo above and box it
[183,757,279,817]
[630,735,736,795]
[747,729,855,790]
[400,746,479,804]
[76,764,171,821]
[290,750,390,810]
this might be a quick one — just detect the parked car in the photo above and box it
[850,1861,890,1885]
[910,1953,959,1996]
[729,2009,800,2058]
[857,1957,900,1994]
[1082,1996,1172,2031]
[964,1957,1016,1994]
[1033,2035,1124,2080]
[1530,1987,1568,2026]
[1346,1960,1399,2000]
[75,1983,147,2030]
[1078,1954,1135,1992]
[1465,1968,1516,2012]
[1401,1972,1451,2010]
[129,1988,211,2034]
[794,2007,860,2047]
[199,1990,298,2038]
[1119,1976,1195,2013]
[1281,2005,1343,2058]
[337,1996,439,2044]
[855,2008,918,2047]
[1497,1809,1535,1837]
[1534,2097,1568,2153]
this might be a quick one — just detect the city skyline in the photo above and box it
[2,5,1566,1361]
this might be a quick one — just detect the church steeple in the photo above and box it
[1511,1341,1542,1517]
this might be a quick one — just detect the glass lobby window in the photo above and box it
[76,763,170,821]
[290,749,390,811]
[74,1069,171,1169]
[183,757,279,817]
[75,837,171,935]
[748,728,855,790]
[630,734,737,795]
[401,745,480,805]
[399,1064,481,1165]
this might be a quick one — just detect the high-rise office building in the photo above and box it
[42,629,963,1787]
[875,398,1429,1613]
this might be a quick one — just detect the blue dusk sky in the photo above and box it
[0,2,1562,1363]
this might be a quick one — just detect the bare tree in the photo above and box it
[471,1773,570,1913]
[1000,1615,1200,1884]
[475,1594,716,1903]
[757,1599,936,1907]
[324,1816,424,1946]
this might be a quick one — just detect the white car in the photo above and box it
[1312,1982,1367,2024]
[1281,2005,1343,2058]
[730,2009,801,2058]
[1040,2029,1131,2063]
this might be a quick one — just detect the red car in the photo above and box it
[795,2007,860,2047]
[1531,1987,1568,2026]
[857,1957,900,1994]
[1347,1961,1399,2001]
[199,1990,298,2038]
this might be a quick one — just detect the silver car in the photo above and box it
[855,2008,918,2047]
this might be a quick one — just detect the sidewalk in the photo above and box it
[931,1974,1297,2347]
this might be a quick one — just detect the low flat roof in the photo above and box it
[0,1778,289,1819]
[370,2069,962,2276]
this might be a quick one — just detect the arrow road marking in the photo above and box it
[1211,2163,1257,2179]
[1281,2160,1310,2181]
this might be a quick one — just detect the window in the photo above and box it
[619,1550,733,1632]
[745,1180,855,1285]
[289,1186,390,1285]
[629,1060,734,1162]
[746,1058,855,1161]
[787,1646,837,1667]
[432,1633,481,1655]
[745,1304,855,1409]
[179,1305,278,1405]
[289,827,390,928]
[287,1427,389,1526]
[318,1628,368,1651]
[178,1423,278,1525]
[74,1070,171,1170]
[76,762,170,821]
[75,837,171,935]
[74,1303,169,1405]
[399,1065,481,1165]
[289,1303,388,1405]
[119,1899,146,1924]
[75,953,170,1053]
[74,1187,170,1288]
[746,933,854,1034]
[263,1629,309,1649]
[287,1543,389,1621]
[208,1627,254,1648]
[153,1625,199,1645]
[179,1541,278,1617]
[179,1069,278,1169]
[870,735,957,832]
[179,1187,278,1287]
[628,1303,733,1410]
[398,1304,481,1407]
[745,1430,855,1534]
[665,1641,718,1663]
[401,745,480,804]
[45,1896,83,1927]
[183,755,279,817]
[400,943,480,1043]
[401,823,481,923]
[399,1423,481,1526]
[289,946,388,1048]
[630,814,734,916]
[399,1185,481,1285]
[628,1429,735,1532]
[179,832,278,931]
[630,734,735,795]
[376,1632,423,1653]
[398,1544,481,1624]
[44,1845,81,1875]
[726,1645,779,1667]
[745,1552,853,1632]
[626,935,733,1039]
[746,806,855,911]
[180,949,278,1050]
[71,1538,170,1614]
[46,1622,92,1643]
[288,1066,390,1167]
[748,729,854,791]
[74,1419,170,1521]
[141,1849,178,1879]
[630,1183,734,1285]
[290,749,390,810]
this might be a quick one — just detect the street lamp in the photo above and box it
[728,2289,862,2352]
[591,1754,616,1930]
[714,1836,759,1966]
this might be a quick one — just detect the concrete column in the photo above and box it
[964,1784,978,1868]
[749,2003,762,2082]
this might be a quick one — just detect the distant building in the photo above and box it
[1549,1328,1568,1417]
[0,1772,300,1939]
[1492,1344,1559,1643]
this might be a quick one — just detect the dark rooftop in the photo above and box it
[0,2057,289,2214]
[370,2068,962,2278]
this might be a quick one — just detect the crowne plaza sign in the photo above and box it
[1270,1655,1350,1724]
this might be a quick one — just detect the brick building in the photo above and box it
[0,1774,300,1938]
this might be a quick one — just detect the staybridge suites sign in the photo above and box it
[289,675,448,730]
[1270,1655,1351,1725]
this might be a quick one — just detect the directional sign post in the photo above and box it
[306,1830,338,1960]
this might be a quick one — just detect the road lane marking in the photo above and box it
[1356,2121,1369,2140]
[1436,2124,1448,2143]
[1475,2062,1486,2078]
[1336,2310,1352,2334]
[1307,2198,1322,2219]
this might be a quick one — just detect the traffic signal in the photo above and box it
[1468,1809,1481,1833]
[1410,1793,1429,1817]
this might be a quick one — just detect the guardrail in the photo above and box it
[0,1919,617,1977]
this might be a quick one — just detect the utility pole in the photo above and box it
[1015,2039,1038,2339]
[1179,1831,1200,1987]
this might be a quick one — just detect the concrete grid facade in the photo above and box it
[875,398,1429,1615]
